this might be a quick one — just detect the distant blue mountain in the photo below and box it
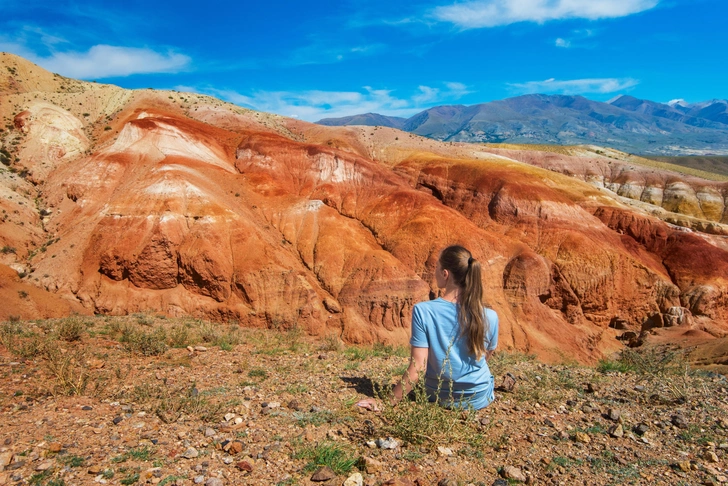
[317,112,407,129]
[316,94,728,155]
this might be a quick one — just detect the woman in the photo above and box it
[360,245,499,410]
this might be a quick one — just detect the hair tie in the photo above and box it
[468,256,474,266]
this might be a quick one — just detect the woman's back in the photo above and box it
[410,298,499,409]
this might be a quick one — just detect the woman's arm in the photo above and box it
[485,349,495,361]
[392,346,428,403]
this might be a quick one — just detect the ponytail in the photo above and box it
[439,246,488,359]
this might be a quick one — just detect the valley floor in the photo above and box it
[0,316,727,485]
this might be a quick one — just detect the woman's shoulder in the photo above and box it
[484,307,498,322]
[414,298,455,317]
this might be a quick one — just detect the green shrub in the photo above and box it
[293,442,357,474]
[120,325,167,356]
[57,317,85,342]
[168,325,191,348]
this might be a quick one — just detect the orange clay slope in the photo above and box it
[1,52,727,364]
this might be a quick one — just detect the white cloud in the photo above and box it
[555,38,571,48]
[509,77,639,95]
[182,82,474,122]
[287,42,386,66]
[413,85,441,104]
[433,0,659,28]
[445,82,473,97]
[29,45,190,79]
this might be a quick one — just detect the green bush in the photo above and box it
[120,325,167,356]
[57,317,86,342]
[293,442,357,475]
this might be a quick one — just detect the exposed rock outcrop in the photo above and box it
[1,52,727,363]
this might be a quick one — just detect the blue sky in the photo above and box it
[1,0,726,121]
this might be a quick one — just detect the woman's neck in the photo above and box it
[441,285,460,304]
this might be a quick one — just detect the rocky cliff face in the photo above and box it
[1,53,727,362]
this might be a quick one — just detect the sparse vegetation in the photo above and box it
[57,316,86,342]
[119,323,168,356]
[0,315,725,484]
[293,441,358,474]
[374,369,481,446]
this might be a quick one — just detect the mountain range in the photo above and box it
[317,95,728,155]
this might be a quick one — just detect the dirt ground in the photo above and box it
[1,315,727,485]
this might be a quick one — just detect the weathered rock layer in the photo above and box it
[1,53,727,362]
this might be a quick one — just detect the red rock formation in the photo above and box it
[2,53,727,363]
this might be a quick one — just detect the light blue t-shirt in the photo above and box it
[410,298,499,410]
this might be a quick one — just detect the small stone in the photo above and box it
[266,402,280,409]
[501,466,527,482]
[82,406,93,411]
[204,428,216,437]
[437,446,454,457]
[194,346,207,352]
[492,480,509,486]
[344,472,364,486]
[287,400,301,411]
[376,437,400,449]
[582,405,594,414]
[194,475,205,484]
[719,443,728,450]
[224,413,236,422]
[182,447,199,459]
[363,456,383,473]
[609,424,624,438]
[480,417,490,426]
[613,455,629,466]
[223,457,233,465]
[187,346,194,352]
[311,466,336,482]
[705,451,720,463]
[365,440,377,449]
[671,415,688,429]
[575,432,591,444]
[633,423,649,435]
[48,442,62,453]
[234,417,243,425]
[236,461,253,472]
[634,385,645,392]
[543,418,556,428]
[676,461,691,473]
[586,383,598,393]
[229,441,243,455]
[88,465,102,474]
[205,478,224,486]
[35,461,53,471]
[607,409,621,421]
[318,354,327,360]
[112,416,124,425]
[566,400,577,407]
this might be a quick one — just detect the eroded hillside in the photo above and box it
[1,52,727,363]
